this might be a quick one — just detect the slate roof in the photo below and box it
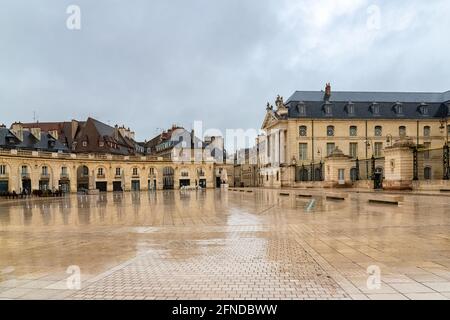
[286,90,450,104]
[285,90,450,120]
[0,128,69,152]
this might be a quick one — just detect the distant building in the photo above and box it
[143,125,204,160]
[0,123,68,153]
[259,84,450,188]
[21,118,144,155]
[233,148,258,187]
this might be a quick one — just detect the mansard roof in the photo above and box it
[285,90,450,120]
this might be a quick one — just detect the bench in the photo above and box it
[295,193,313,198]
[368,195,404,205]
[326,192,348,201]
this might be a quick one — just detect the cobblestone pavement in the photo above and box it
[1,189,450,300]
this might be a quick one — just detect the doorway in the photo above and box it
[131,180,140,191]
[113,181,123,192]
[96,181,107,192]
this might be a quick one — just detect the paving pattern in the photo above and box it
[1,189,450,300]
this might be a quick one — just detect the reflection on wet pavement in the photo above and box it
[1,189,450,299]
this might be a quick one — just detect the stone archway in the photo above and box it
[148,167,158,190]
[76,165,90,191]
[0,162,11,193]
[19,164,32,194]
[163,166,174,189]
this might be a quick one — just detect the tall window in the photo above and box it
[424,167,432,180]
[116,168,121,176]
[327,125,335,137]
[299,126,307,137]
[424,142,431,160]
[299,143,308,160]
[61,167,67,176]
[374,142,383,157]
[374,126,382,137]
[347,103,355,115]
[326,143,335,156]
[181,171,189,177]
[399,126,406,137]
[298,103,306,115]
[372,104,380,115]
[349,126,357,137]
[42,166,48,176]
[132,168,138,176]
[395,103,403,114]
[0,165,6,175]
[349,143,358,158]
[149,168,155,175]
[324,103,332,115]
[21,166,28,174]
[423,126,431,137]
[98,168,104,176]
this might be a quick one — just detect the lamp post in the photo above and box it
[364,139,372,179]
[440,114,449,180]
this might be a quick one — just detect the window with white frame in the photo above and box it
[299,143,308,160]
[374,142,383,157]
[0,165,6,175]
[349,143,358,158]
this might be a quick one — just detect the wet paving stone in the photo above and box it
[0,189,449,300]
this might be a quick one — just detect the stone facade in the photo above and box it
[258,87,450,190]
[0,149,234,193]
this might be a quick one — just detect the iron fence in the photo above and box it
[413,144,449,180]
[295,162,324,182]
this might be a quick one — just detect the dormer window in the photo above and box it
[371,103,380,115]
[297,102,306,115]
[323,102,332,116]
[82,141,87,147]
[419,103,428,116]
[394,102,403,115]
[346,102,355,115]
[99,141,104,147]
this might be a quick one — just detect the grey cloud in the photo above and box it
[1,0,449,143]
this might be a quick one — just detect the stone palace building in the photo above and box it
[258,84,450,190]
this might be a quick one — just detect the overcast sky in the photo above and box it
[1,0,450,142]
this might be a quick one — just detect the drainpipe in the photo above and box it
[365,120,368,178]
[416,120,419,146]
[311,120,315,163]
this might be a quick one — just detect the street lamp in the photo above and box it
[439,118,449,145]
[440,110,449,180]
